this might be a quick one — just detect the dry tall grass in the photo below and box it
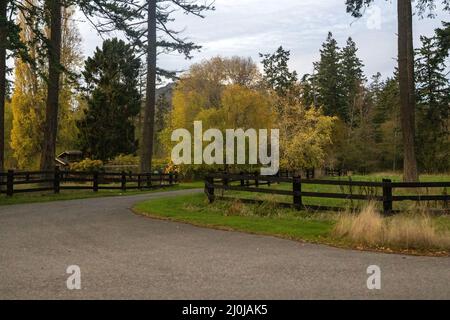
[333,203,450,251]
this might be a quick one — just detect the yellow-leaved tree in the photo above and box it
[278,100,336,171]
[10,6,82,169]
[160,57,271,176]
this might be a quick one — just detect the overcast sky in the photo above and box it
[77,0,449,81]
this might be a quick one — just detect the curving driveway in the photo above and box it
[0,189,449,299]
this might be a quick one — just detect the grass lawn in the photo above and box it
[134,193,335,242]
[0,181,204,206]
[133,191,450,256]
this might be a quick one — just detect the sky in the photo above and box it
[76,0,449,81]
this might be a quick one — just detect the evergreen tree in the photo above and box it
[300,74,317,107]
[346,0,450,181]
[315,32,346,120]
[373,75,402,171]
[436,21,450,55]
[415,35,450,171]
[78,38,141,161]
[260,46,298,96]
[341,37,365,126]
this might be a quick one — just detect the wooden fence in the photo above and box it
[204,173,450,215]
[0,168,178,196]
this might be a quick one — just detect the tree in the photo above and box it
[38,0,143,171]
[10,5,82,169]
[314,32,346,120]
[278,102,336,171]
[40,0,63,171]
[124,0,214,173]
[436,21,450,54]
[58,7,84,152]
[10,3,45,169]
[154,92,171,158]
[0,0,6,172]
[0,0,35,172]
[162,57,272,173]
[260,46,298,97]
[299,74,317,108]
[345,0,450,181]
[340,37,365,127]
[78,38,141,161]
[415,35,450,171]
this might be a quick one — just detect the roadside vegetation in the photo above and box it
[134,173,450,256]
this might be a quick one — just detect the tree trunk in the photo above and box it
[140,0,157,173]
[40,0,62,172]
[397,0,418,182]
[0,0,7,173]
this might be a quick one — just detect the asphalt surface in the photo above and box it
[0,189,449,300]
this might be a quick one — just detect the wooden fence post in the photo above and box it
[121,171,126,191]
[223,172,229,187]
[382,179,393,215]
[137,174,141,189]
[293,176,302,210]
[240,171,244,187]
[169,172,173,185]
[205,176,215,203]
[54,166,60,194]
[254,171,259,188]
[146,173,151,188]
[6,170,14,197]
[93,171,99,192]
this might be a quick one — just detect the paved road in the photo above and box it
[0,189,449,299]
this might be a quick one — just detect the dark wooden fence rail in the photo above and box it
[205,173,450,215]
[0,167,178,196]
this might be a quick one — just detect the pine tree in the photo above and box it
[78,38,141,161]
[315,32,346,120]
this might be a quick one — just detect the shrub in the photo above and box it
[70,158,104,172]
[108,154,139,166]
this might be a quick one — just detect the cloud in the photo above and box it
[77,0,449,80]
